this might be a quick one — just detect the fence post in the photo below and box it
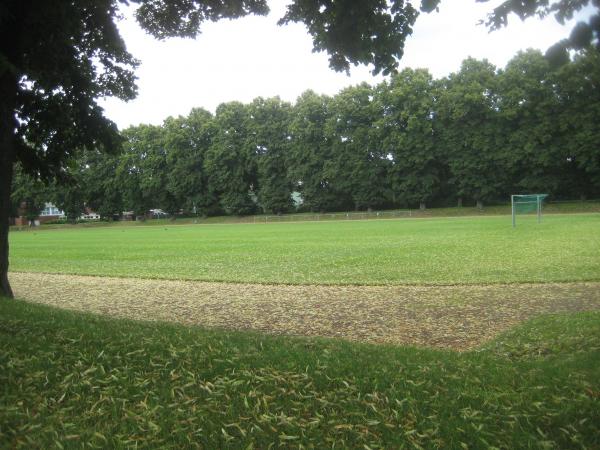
[511,195,516,228]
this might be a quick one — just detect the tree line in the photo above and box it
[11,49,600,220]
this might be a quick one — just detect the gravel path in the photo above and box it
[10,272,600,350]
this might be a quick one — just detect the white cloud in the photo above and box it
[100,0,595,129]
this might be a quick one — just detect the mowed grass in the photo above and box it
[1,300,599,448]
[9,214,600,284]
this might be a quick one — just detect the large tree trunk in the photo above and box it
[0,162,13,299]
[0,71,16,299]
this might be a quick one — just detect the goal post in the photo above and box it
[511,194,548,227]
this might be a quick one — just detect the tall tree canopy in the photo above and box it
[163,109,216,215]
[437,58,507,207]
[325,83,385,211]
[377,69,441,209]
[287,91,337,212]
[249,97,294,214]
[9,51,600,228]
[205,102,257,215]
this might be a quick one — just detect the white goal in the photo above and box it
[511,194,548,227]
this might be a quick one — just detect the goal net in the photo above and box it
[511,194,548,227]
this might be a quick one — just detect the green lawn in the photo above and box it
[1,300,598,448]
[9,213,600,284]
[4,212,600,447]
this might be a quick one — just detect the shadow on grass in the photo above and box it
[1,299,599,448]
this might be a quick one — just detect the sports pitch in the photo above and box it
[9,213,600,285]
[8,213,600,349]
[4,213,600,447]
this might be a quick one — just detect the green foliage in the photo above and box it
[279,0,419,75]
[38,49,597,219]
[1,300,599,448]
[437,58,507,205]
[205,102,258,215]
[326,83,387,210]
[80,150,123,219]
[164,109,216,215]
[10,165,47,221]
[287,91,338,212]
[376,69,441,207]
[12,50,600,222]
[118,125,163,216]
[499,51,563,194]
[9,214,600,285]
[52,182,85,224]
[5,1,135,178]
[480,0,600,62]
[249,97,294,214]
[553,49,600,192]
[135,0,269,39]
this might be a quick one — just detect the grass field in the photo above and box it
[9,213,600,284]
[1,300,599,448]
[4,211,600,447]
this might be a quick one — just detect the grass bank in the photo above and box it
[1,300,598,448]
[9,214,600,285]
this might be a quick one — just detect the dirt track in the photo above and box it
[10,272,600,350]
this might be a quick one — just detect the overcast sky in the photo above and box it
[100,0,594,129]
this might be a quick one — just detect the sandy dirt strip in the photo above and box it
[9,272,600,350]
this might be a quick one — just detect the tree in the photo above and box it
[475,0,600,65]
[287,91,338,212]
[52,182,86,224]
[205,102,258,215]
[10,165,48,225]
[116,125,167,217]
[376,68,441,209]
[325,83,387,211]
[497,50,565,196]
[437,58,507,208]
[1,0,430,298]
[164,109,216,215]
[551,49,600,197]
[1,0,134,296]
[133,125,180,215]
[249,97,294,214]
[80,150,124,220]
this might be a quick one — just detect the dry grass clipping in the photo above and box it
[10,272,600,350]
